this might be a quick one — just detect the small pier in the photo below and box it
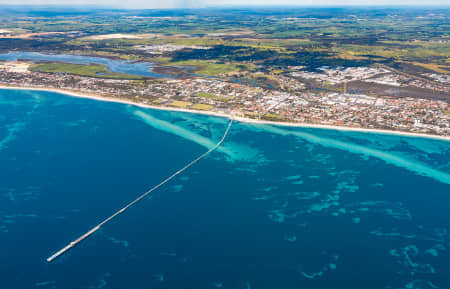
[46,119,233,262]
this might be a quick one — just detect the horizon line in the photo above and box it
[1,4,450,9]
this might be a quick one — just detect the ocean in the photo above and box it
[1,88,449,289]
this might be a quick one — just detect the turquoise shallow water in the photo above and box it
[1,88,450,289]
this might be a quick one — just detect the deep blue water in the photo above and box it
[0,52,178,78]
[1,88,449,289]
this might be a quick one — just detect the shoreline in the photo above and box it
[1,84,449,141]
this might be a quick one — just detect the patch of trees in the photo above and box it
[0,39,63,52]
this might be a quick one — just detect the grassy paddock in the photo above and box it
[191,103,213,110]
[169,101,191,108]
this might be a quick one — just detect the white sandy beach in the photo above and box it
[1,84,449,141]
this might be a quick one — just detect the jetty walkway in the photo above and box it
[47,119,233,262]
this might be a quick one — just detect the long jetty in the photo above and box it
[47,119,233,263]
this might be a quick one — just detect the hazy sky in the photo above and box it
[0,0,448,8]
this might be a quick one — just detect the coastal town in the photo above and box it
[0,61,448,136]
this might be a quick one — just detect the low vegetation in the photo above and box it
[169,101,191,108]
[191,103,212,110]
[195,92,231,101]
[30,62,144,79]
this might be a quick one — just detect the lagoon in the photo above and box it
[0,51,180,78]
